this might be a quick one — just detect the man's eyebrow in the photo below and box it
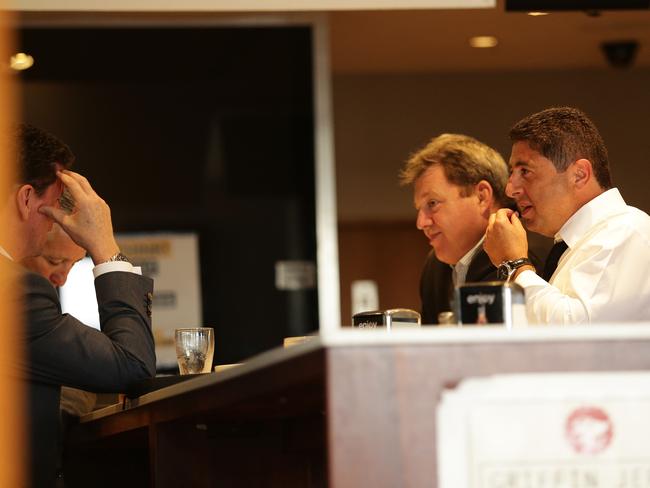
[414,188,438,203]
[509,160,530,170]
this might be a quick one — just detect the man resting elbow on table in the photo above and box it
[0,124,156,487]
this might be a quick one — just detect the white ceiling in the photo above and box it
[330,1,650,73]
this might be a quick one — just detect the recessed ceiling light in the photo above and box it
[10,53,34,71]
[527,11,550,16]
[469,36,498,49]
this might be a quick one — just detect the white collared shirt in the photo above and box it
[451,236,485,287]
[93,260,141,278]
[516,188,650,324]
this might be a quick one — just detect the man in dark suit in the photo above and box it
[0,124,156,487]
[22,223,97,419]
[401,134,520,324]
[418,245,499,325]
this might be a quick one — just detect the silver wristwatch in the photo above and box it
[497,257,533,281]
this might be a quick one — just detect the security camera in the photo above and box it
[601,40,639,69]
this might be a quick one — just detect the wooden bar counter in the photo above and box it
[65,325,650,487]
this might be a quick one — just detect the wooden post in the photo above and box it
[0,8,24,487]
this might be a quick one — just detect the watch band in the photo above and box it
[497,257,533,282]
[107,252,130,263]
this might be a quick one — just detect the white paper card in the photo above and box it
[437,372,650,488]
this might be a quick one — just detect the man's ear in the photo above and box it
[15,184,36,221]
[475,180,494,209]
[571,159,593,189]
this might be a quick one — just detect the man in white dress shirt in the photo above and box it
[484,106,650,324]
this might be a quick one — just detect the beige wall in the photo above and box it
[334,68,650,222]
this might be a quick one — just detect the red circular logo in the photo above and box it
[565,406,614,454]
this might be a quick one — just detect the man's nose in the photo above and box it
[50,269,69,287]
[416,209,432,230]
[50,273,65,287]
[506,176,519,198]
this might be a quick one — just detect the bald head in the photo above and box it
[22,223,86,287]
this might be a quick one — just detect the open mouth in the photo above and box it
[518,204,534,218]
[425,231,442,244]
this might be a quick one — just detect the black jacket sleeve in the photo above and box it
[24,270,156,392]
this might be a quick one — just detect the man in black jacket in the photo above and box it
[401,134,521,324]
[0,124,155,487]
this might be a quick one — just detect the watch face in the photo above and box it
[498,258,531,281]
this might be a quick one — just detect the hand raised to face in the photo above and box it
[483,208,529,267]
[38,170,120,265]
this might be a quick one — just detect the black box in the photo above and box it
[456,281,526,327]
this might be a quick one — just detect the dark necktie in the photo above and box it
[542,240,568,281]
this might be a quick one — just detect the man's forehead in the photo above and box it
[414,183,440,200]
[510,140,538,158]
[45,239,85,261]
[508,144,534,169]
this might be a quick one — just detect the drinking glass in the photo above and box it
[174,327,214,375]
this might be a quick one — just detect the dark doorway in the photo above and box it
[19,26,318,365]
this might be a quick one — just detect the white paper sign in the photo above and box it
[117,233,202,368]
[437,372,650,488]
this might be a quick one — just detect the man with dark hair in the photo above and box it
[16,123,76,193]
[0,124,155,487]
[401,133,535,323]
[484,107,650,324]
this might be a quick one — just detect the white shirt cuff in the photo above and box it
[515,268,547,288]
[93,261,142,278]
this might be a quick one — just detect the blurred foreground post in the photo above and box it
[0,6,24,486]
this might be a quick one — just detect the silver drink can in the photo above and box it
[352,308,421,331]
